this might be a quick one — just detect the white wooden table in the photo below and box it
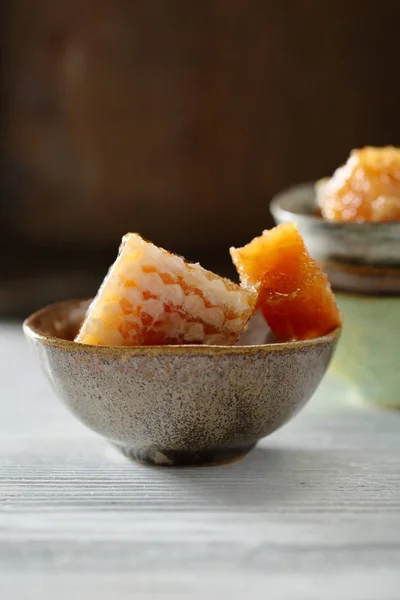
[1,323,400,600]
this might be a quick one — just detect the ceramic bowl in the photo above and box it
[271,182,400,409]
[23,299,340,466]
[270,183,400,293]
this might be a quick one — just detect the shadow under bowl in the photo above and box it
[23,299,340,466]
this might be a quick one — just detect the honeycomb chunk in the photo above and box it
[76,234,257,346]
[318,146,400,222]
[230,223,341,341]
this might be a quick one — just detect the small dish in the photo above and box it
[270,183,400,293]
[271,183,400,409]
[23,299,340,466]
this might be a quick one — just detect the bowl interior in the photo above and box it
[25,298,92,342]
[23,298,340,352]
[23,298,275,348]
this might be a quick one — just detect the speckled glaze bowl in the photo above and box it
[23,299,340,466]
[271,182,400,409]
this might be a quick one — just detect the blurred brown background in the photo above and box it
[1,0,400,317]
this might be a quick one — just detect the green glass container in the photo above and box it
[332,292,399,409]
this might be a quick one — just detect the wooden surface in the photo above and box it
[3,2,400,254]
[1,323,400,599]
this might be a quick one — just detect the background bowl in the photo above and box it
[271,182,400,409]
[270,183,400,293]
[23,299,339,466]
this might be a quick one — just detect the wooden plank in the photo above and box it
[1,324,400,599]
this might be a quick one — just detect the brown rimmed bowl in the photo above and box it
[23,299,340,466]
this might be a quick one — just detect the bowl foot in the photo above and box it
[113,443,256,467]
